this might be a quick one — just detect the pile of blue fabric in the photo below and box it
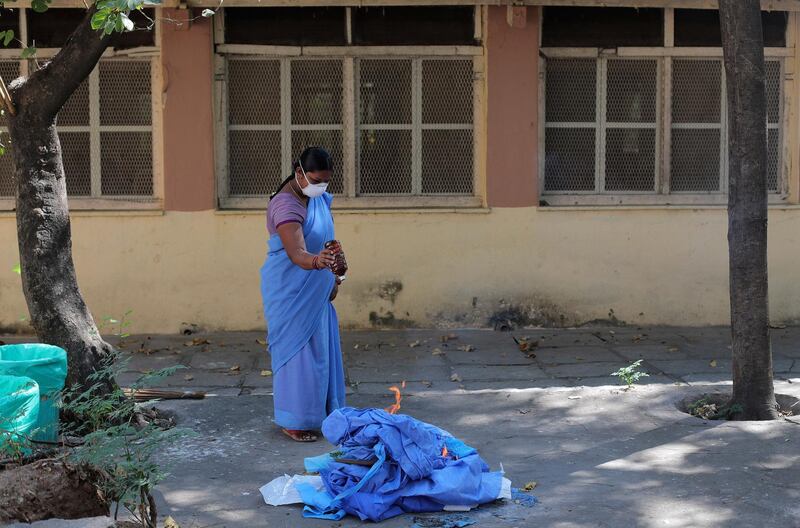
[296,407,506,522]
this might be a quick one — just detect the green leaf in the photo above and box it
[12,264,20,275]
[91,9,111,31]
[2,29,12,47]
[21,47,36,59]
[120,13,134,32]
[0,145,5,156]
[31,0,50,13]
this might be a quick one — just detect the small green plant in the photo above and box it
[61,352,191,528]
[92,309,134,345]
[688,396,744,420]
[611,359,650,389]
[0,427,27,462]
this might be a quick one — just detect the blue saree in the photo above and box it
[260,193,346,430]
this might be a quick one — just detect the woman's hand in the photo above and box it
[315,249,336,270]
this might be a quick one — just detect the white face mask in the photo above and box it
[297,161,328,198]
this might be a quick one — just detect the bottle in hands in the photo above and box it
[324,240,348,279]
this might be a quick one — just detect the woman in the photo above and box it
[260,147,346,442]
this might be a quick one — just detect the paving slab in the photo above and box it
[5,327,800,528]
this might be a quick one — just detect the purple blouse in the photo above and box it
[267,192,307,236]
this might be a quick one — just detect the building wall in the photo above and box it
[3,7,800,334]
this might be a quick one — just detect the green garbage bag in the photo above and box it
[0,344,68,442]
[0,375,39,455]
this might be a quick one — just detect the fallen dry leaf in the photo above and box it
[432,348,445,356]
[183,375,194,381]
[450,372,462,383]
[458,344,475,352]
[667,346,679,352]
[409,340,420,348]
[184,338,211,347]
[256,339,267,346]
[261,370,273,377]
[229,365,241,372]
[164,516,181,528]
[523,481,537,491]
[709,359,717,368]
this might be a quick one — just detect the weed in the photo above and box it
[611,359,650,389]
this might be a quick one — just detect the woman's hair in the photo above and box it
[270,146,333,200]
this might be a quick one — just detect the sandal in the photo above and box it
[282,428,318,442]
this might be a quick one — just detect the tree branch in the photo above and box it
[11,6,111,121]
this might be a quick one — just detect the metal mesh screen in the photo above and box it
[604,59,657,192]
[359,130,413,194]
[229,130,283,196]
[544,128,596,192]
[359,59,412,124]
[60,78,90,126]
[100,132,153,196]
[228,59,281,125]
[422,59,473,124]
[671,59,722,192]
[766,61,781,124]
[61,132,92,196]
[766,60,782,192]
[421,59,473,194]
[768,128,780,192]
[605,128,656,191]
[291,129,344,194]
[0,61,18,128]
[671,129,721,192]
[227,58,282,197]
[358,59,412,195]
[606,60,657,123]
[99,60,152,126]
[544,59,597,192]
[0,145,13,197]
[546,59,596,123]
[421,129,473,194]
[672,60,721,123]
[291,60,342,125]
[0,60,19,197]
[291,59,344,194]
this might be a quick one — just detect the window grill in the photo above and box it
[0,8,158,207]
[225,57,345,197]
[543,55,785,200]
[221,54,476,202]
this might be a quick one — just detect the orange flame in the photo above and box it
[442,446,449,458]
[384,384,403,414]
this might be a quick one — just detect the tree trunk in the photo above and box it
[719,0,780,420]
[7,9,115,390]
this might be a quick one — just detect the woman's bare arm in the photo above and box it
[277,222,335,270]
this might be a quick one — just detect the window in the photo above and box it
[0,9,159,208]
[674,9,787,47]
[217,7,481,208]
[541,8,787,205]
[542,8,663,48]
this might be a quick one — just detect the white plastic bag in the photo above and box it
[259,474,326,506]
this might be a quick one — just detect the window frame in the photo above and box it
[213,6,486,210]
[0,8,163,212]
[539,8,794,207]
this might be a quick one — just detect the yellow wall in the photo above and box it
[3,206,800,334]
